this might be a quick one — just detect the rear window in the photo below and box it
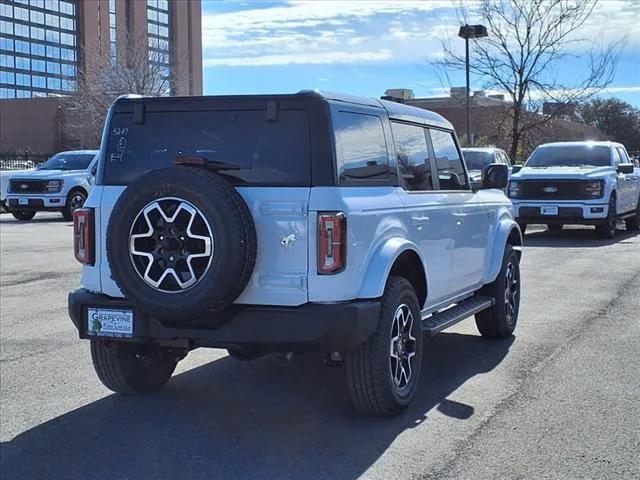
[462,150,494,171]
[103,109,311,185]
[525,145,611,167]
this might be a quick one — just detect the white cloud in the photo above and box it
[202,0,452,67]
[201,0,640,68]
[203,50,393,67]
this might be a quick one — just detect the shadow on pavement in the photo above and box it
[523,226,638,248]
[1,332,514,480]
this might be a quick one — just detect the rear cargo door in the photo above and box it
[99,101,312,305]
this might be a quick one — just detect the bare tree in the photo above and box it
[62,32,179,148]
[435,0,622,159]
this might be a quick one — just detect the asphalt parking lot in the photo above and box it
[1,213,639,480]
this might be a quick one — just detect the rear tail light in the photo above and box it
[317,212,346,274]
[74,208,95,265]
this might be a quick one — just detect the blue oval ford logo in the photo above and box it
[543,186,558,193]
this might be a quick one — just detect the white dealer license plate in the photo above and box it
[541,206,558,216]
[18,198,29,205]
[87,308,134,338]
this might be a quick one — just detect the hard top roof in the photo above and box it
[113,90,453,129]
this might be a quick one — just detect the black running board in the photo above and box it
[422,296,494,336]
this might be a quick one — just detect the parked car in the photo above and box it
[509,141,640,237]
[462,147,513,188]
[68,92,522,416]
[5,150,98,221]
[0,160,37,213]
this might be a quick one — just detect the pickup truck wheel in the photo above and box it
[62,189,87,221]
[517,222,527,235]
[11,210,36,221]
[475,245,520,339]
[625,198,640,231]
[596,195,617,239]
[90,340,178,394]
[345,277,423,416]
[227,347,263,361]
[547,224,563,231]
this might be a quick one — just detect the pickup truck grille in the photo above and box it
[9,179,46,194]
[516,180,592,200]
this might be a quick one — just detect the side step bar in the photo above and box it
[422,296,494,336]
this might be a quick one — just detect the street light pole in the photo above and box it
[465,36,470,146]
[458,24,488,147]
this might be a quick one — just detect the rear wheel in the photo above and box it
[475,245,521,339]
[625,197,640,231]
[345,277,423,416]
[596,195,617,239]
[11,210,35,221]
[90,340,181,394]
[62,189,87,221]
[547,224,563,231]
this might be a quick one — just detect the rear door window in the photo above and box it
[391,121,433,191]
[104,109,311,186]
[334,111,390,182]
[429,129,468,190]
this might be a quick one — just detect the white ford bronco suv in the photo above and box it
[6,150,98,221]
[69,92,522,416]
[510,141,640,238]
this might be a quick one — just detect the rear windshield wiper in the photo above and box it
[173,155,250,171]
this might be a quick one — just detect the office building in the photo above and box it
[0,0,202,153]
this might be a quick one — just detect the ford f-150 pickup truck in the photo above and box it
[509,141,640,238]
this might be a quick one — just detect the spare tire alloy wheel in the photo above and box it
[106,166,257,321]
[129,197,213,292]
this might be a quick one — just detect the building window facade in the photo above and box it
[109,0,116,62]
[147,0,171,92]
[0,0,77,98]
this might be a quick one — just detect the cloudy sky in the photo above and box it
[201,1,640,106]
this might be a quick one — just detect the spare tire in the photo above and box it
[106,166,257,321]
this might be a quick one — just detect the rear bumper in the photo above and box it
[513,201,609,225]
[7,195,66,211]
[68,289,381,353]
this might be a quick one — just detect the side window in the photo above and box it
[429,129,468,190]
[502,151,512,167]
[612,147,622,167]
[616,147,631,164]
[391,122,433,191]
[335,111,390,182]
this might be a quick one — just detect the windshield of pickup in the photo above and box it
[525,145,610,168]
[39,153,95,171]
[462,151,494,170]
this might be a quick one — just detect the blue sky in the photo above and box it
[201,1,640,106]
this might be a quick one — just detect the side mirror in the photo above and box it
[617,163,634,174]
[91,164,97,176]
[481,163,509,190]
[511,165,522,174]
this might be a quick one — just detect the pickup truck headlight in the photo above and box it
[508,181,520,198]
[45,180,63,193]
[583,180,604,198]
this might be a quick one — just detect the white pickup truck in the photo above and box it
[5,150,98,221]
[509,141,640,238]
